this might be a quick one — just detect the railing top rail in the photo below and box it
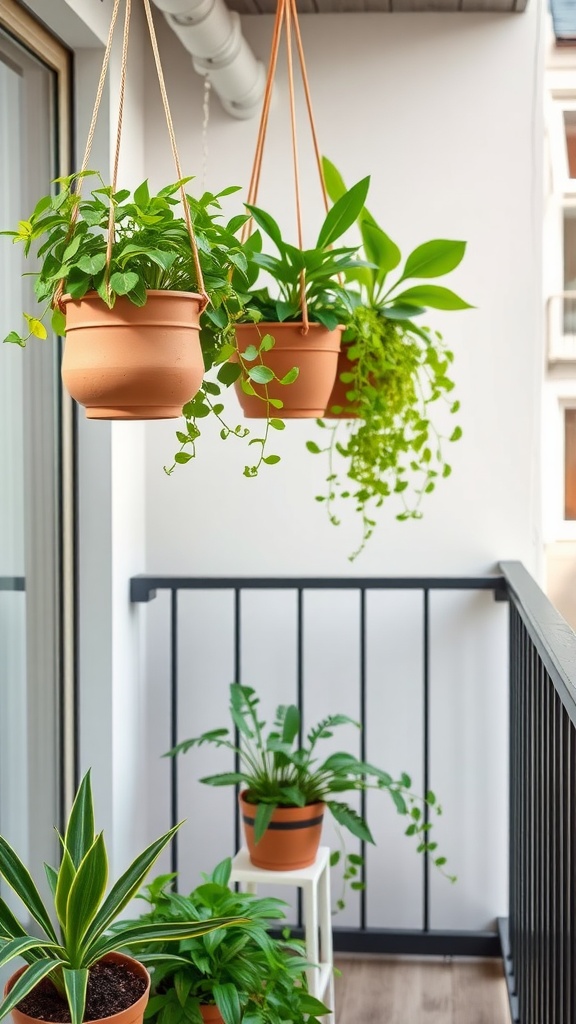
[501,560,576,721]
[130,573,507,603]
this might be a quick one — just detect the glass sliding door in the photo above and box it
[0,1,72,949]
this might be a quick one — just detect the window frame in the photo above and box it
[0,0,76,825]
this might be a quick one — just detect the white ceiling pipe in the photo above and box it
[152,0,265,119]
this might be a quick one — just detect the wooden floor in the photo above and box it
[333,958,510,1024]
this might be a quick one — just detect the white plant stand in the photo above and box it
[230,845,335,1018]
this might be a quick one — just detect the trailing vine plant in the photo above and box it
[307,160,471,559]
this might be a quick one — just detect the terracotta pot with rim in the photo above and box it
[234,322,342,419]
[199,1006,225,1024]
[5,952,150,1024]
[61,290,205,420]
[240,791,325,870]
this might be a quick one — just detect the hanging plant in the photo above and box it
[1,0,287,476]
[306,159,472,559]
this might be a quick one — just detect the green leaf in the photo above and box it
[63,236,83,262]
[306,441,321,455]
[89,918,243,962]
[0,936,61,969]
[109,271,139,296]
[0,836,58,941]
[77,253,107,276]
[44,864,59,898]
[281,705,300,744]
[362,221,401,283]
[51,309,66,335]
[262,455,280,465]
[245,205,285,254]
[134,180,151,208]
[63,969,89,1024]
[23,315,47,340]
[449,426,463,442]
[401,239,466,281]
[269,418,285,430]
[254,803,276,844]
[317,176,370,248]
[65,832,108,955]
[64,771,95,868]
[280,367,299,385]
[321,156,347,204]
[81,823,182,953]
[199,773,248,787]
[327,802,374,844]
[242,344,259,362]
[248,365,274,385]
[213,983,241,1024]
[3,331,25,347]
[0,896,29,941]
[55,845,76,930]
[392,285,472,311]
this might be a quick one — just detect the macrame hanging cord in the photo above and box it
[243,0,332,334]
[55,0,208,311]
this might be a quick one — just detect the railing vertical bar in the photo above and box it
[234,587,241,853]
[359,587,367,932]
[563,708,571,1024]
[423,588,430,934]
[565,720,569,1024]
[551,689,559,1024]
[517,609,526,1022]
[509,604,518,995]
[170,588,179,878]
[297,587,304,930]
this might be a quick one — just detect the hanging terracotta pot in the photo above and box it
[324,345,360,419]
[200,1006,225,1024]
[61,290,205,421]
[240,791,325,870]
[5,953,150,1024]
[234,322,342,419]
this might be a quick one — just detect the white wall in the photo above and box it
[137,5,542,931]
[144,8,543,579]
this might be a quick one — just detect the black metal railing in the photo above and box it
[131,571,507,958]
[499,561,576,1024]
[131,561,576,1016]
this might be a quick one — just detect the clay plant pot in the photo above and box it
[240,791,325,870]
[5,953,150,1024]
[324,346,360,419]
[200,1006,225,1024]
[234,322,342,419]
[61,290,205,420]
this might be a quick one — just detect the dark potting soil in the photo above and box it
[16,960,148,1023]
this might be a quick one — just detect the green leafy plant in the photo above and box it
[0,170,287,477]
[168,684,454,910]
[125,859,329,1024]
[232,176,372,331]
[0,771,244,1024]
[307,158,472,559]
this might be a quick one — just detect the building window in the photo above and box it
[565,408,576,519]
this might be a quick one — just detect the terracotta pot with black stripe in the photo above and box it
[240,791,325,870]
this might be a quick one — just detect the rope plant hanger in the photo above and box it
[233,0,370,418]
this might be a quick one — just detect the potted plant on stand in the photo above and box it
[0,772,245,1024]
[168,684,454,900]
[307,159,472,559]
[123,858,329,1024]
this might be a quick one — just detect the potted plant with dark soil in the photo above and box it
[228,176,372,420]
[307,159,472,559]
[123,858,329,1024]
[168,684,454,902]
[0,772,245,1024]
